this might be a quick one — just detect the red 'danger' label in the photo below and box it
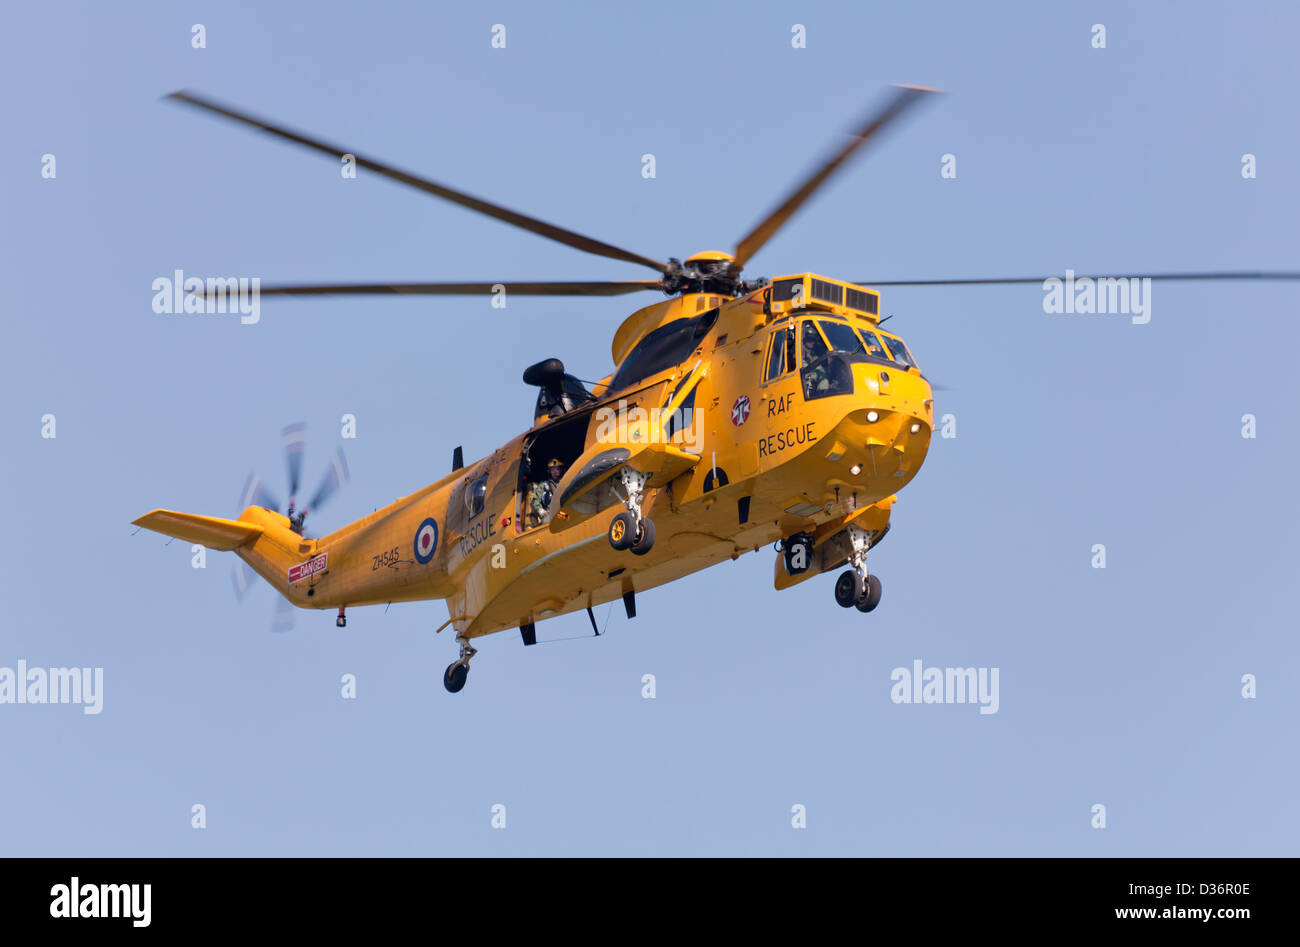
[288,552,328,584]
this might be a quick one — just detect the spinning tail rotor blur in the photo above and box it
[231,423,350,631]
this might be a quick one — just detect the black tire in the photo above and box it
[855,574,882,612]
[630,517,656,556]
[608,512,636,551]
[443,663,468,693]
[783,536,812,575]
[834,569,863,608]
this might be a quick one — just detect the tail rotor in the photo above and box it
[230,422,350,631]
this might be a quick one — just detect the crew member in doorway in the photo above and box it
[528,457,566,527]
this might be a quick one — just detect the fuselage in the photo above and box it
[240,275,934,639]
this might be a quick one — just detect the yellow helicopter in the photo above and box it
[134,85,1300,692]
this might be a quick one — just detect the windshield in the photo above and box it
[818,319,865,355]
[855,326,888,359]
[878,333,917,369]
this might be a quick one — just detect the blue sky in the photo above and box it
[1,0,1297,855]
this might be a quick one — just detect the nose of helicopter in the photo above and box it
[821,362,934,491]
[854,362,933,425]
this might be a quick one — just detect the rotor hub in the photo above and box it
[662,251,764,297]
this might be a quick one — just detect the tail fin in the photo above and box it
[133,509,263,550]
[135,507,312,603]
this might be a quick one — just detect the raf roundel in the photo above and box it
[414,518,439,564]
[731,395,751,427]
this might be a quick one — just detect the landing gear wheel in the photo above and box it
[608,512,636,551]
[834,569,864,608]
[783,534,813,575]
[630,517,656,556]
[611,466,653,555]
[855,574,882,612]
[443,662,468,693]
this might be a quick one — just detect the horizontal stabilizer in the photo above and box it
[133,509,264,551]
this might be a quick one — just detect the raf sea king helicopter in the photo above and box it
[135,86,1297,692]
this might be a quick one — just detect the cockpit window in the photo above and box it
[856,327,888,359]
[800,319,853,401]
[765,325,796,381]
[878,333,916,369]
[800,320,829,367]
[818,320,865,355]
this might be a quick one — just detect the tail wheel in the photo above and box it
[834,569,864,608]
[608,512,636,551]
[630,517,656,556]
[443,663,468,693]
[855,574,882,612]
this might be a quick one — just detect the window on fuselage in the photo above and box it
[764,324,796,382]
[664,385,696,442]
[465,474,488,519]
[610,309,718,392]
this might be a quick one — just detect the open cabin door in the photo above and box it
[547,365,706,532]
[516,405,597,533]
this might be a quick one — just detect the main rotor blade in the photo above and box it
[732,84,940,272]
[165,91,669,274]
[854,271,1300,286]
[254,280,664,298]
